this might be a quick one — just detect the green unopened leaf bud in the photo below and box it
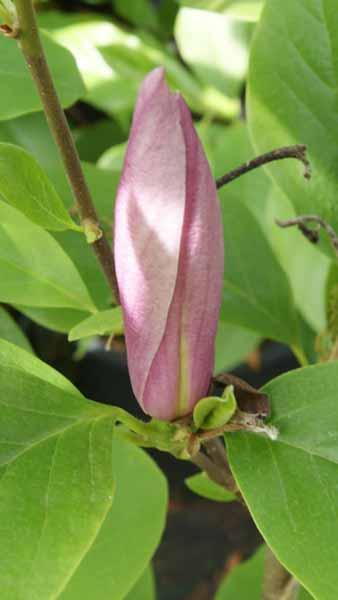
[83,219,103,244]
[0,0,17,28]
[193,385,237,430]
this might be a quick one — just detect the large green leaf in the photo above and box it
[113,0,159,30]
[113,0,177,38]
[0,112,119,226]
[0,112,62,174]
[199,122,329,336]
[0,114,115,328]
[60,439,167,600]
[0,340,167,599]
[175,8,252,102]
[52,227,111,312]
[261,186,330,334]
[247,0,338,256]
[125,566,155,600]
[0,143,80,231]
[227,362,338,600]
[0,307,33,353]
[39,10,235,120]
[68,308,124,341]
[0,339,81,396]
[0,30,85,120]
[215,320,260,374]
[0,201,95,312]
[177,0,262,21]
[0,341,115,599]
[221,199,300,348]
[16,306,90,335]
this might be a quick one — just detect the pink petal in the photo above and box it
[114,68,186,406]
[142,95,224,420]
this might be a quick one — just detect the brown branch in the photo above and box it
[263,547,295,600]
[276,215,338,259]
[13,0,119,303]
[216,144,310,189]
[191,437,243,503]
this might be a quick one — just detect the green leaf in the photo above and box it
[0,30,85,120]
[193,388,237,430]
[0,341,167,599]
[185,472,235,502]
[227,362,338,600]
[74,119,124,164]
[60,439,167,600]
[199,121,328,337]
[0,112,61,175]
[247,0,338,256]
[39,11,234,120]
[0,338,82,396]
[97,142,127,172]
[215,320,260,374]
[0,201,95,312]
[220,199,300,347]
[215,547,264,599]
[113,0,159,30]
[69,308,124,341]
[125,566,155,600]
[114,0,177,38]
[175,8,253,101]
[16,306,90,335]
[260,186,330,335]
[0,143,80,231]
[177,0,262,21]
[0,307,33,353]
[0,341,116,599]
[0,113,116,319]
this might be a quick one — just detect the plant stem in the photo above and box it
[14,0,119,303]
[191,438,242,501]
[216,144,310,189]
[263,547,297,600]
[276,215,338,259]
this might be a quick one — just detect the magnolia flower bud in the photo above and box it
[114,67,224,420]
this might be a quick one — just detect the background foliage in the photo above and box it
[0,0,336,598]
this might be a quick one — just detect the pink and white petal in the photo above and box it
[177,96,224,414]
[114,68,186,403]
[142,95,224,419]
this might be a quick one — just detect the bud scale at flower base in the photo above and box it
[114,67,224,421]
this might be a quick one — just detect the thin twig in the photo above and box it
[191,446,241,500]
[190,436,244,503]
[280,577,299,600]
[216,144,310,189]
[13,0,119,303]
[263,547,294,600]
[204,438,238,494]
[276,215,338,259]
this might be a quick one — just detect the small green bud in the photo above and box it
[193,385,237,430]
[83,219,103,244]
[0,0,17,29]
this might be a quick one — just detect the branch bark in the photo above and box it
[216,144,310,189]
[263,547,298,600]
[276,214,338,259]
[14,0,119,303]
